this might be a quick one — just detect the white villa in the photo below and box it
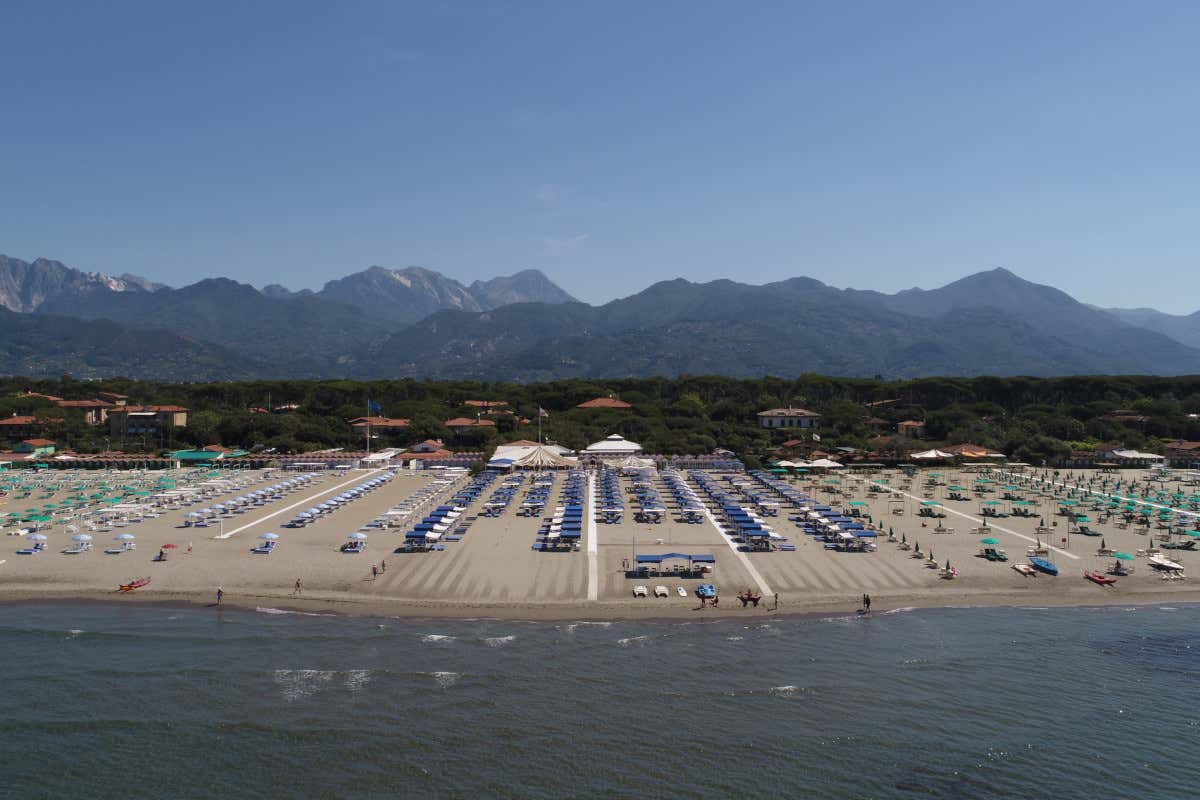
[756,407,821,430]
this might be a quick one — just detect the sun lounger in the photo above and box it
[632,585,648,598]
[654,585,669,598]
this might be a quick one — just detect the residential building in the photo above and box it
[0,415,60,441]
[897,420,926,438]
[14,438,56,456]
[107,405,190,437]
[1163,440,1200,467]
[349,416,411,432]
[756,407,821,430]
[56,399,114,425]
[445,417,497,433]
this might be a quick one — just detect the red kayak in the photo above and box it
[118,577,152,592]
[1084,570,1117,586]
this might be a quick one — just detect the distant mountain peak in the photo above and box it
[0,254,157,313]
[468,269,576,308]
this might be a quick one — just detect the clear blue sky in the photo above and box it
[3,1,1198,311]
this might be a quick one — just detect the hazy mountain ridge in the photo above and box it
[1102,306,1200,350]
[2,253,1200,380]
[371,270,1200,380]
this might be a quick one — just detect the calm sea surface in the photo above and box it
[1,602,1196,799]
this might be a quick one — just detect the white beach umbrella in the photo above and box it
[259,532,280,540]
[115,533,136,540]
[27,533,48,541]
[72,533,93,542]
[348,532,368,540]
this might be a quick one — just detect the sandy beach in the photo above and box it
[3,464,1199,619]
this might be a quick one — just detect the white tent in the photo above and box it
[911,449,954,460]
[618,455,656,470]
[512,446,578,469]
[807,458,844,468]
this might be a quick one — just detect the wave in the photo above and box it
[429,671,460,688]
[562,621,614,633]
[618,635,649,647]
[255,607,336,618]
[483,635,515,647]
[273,668,373,700]
[768,685,801,697]
[883,606,918,615]
[421,634,455,644]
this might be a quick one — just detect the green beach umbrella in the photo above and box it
[849,501,868,507]
[1113,552,1135,561]
[980,537,1000,545]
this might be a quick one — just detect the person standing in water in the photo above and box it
[862,593,871,613]
[216,587,223,606]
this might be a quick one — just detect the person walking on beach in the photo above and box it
[773,592,779,611]
[293,578,302,595]
[862,593,871,613]
[372,564,379,580]
[216,587,223,606]
[380,559,386,573]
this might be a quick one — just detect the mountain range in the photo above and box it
[1,252,1198,381]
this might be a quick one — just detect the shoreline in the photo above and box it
[4,585,1199,622]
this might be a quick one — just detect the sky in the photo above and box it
[2,1,1199,311]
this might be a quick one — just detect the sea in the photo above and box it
[1,603,1197,800]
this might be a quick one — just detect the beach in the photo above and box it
[3,464,1199,619]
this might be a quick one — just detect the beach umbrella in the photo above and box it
[72,533,93,542]
[980,537,1000,545]
[1113,552,1135,561]
[162,543,178,549]
[27,533,47,541]
[259,532,279,540]
[115,533,136,541]
[348,532,368,540]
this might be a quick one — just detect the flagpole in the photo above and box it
[366,397,371,459]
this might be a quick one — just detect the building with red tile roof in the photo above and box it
[575,396,632,410]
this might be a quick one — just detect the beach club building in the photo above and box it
[582,434,644,463]
[757,407,821,430]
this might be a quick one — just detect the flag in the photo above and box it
[538,407,550,418]
[812,432,821,442]
[367,399,382,415]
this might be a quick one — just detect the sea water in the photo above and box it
[1,603,1197,799]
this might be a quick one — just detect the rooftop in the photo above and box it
[576,396,632,409]
[757,407,820,418]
